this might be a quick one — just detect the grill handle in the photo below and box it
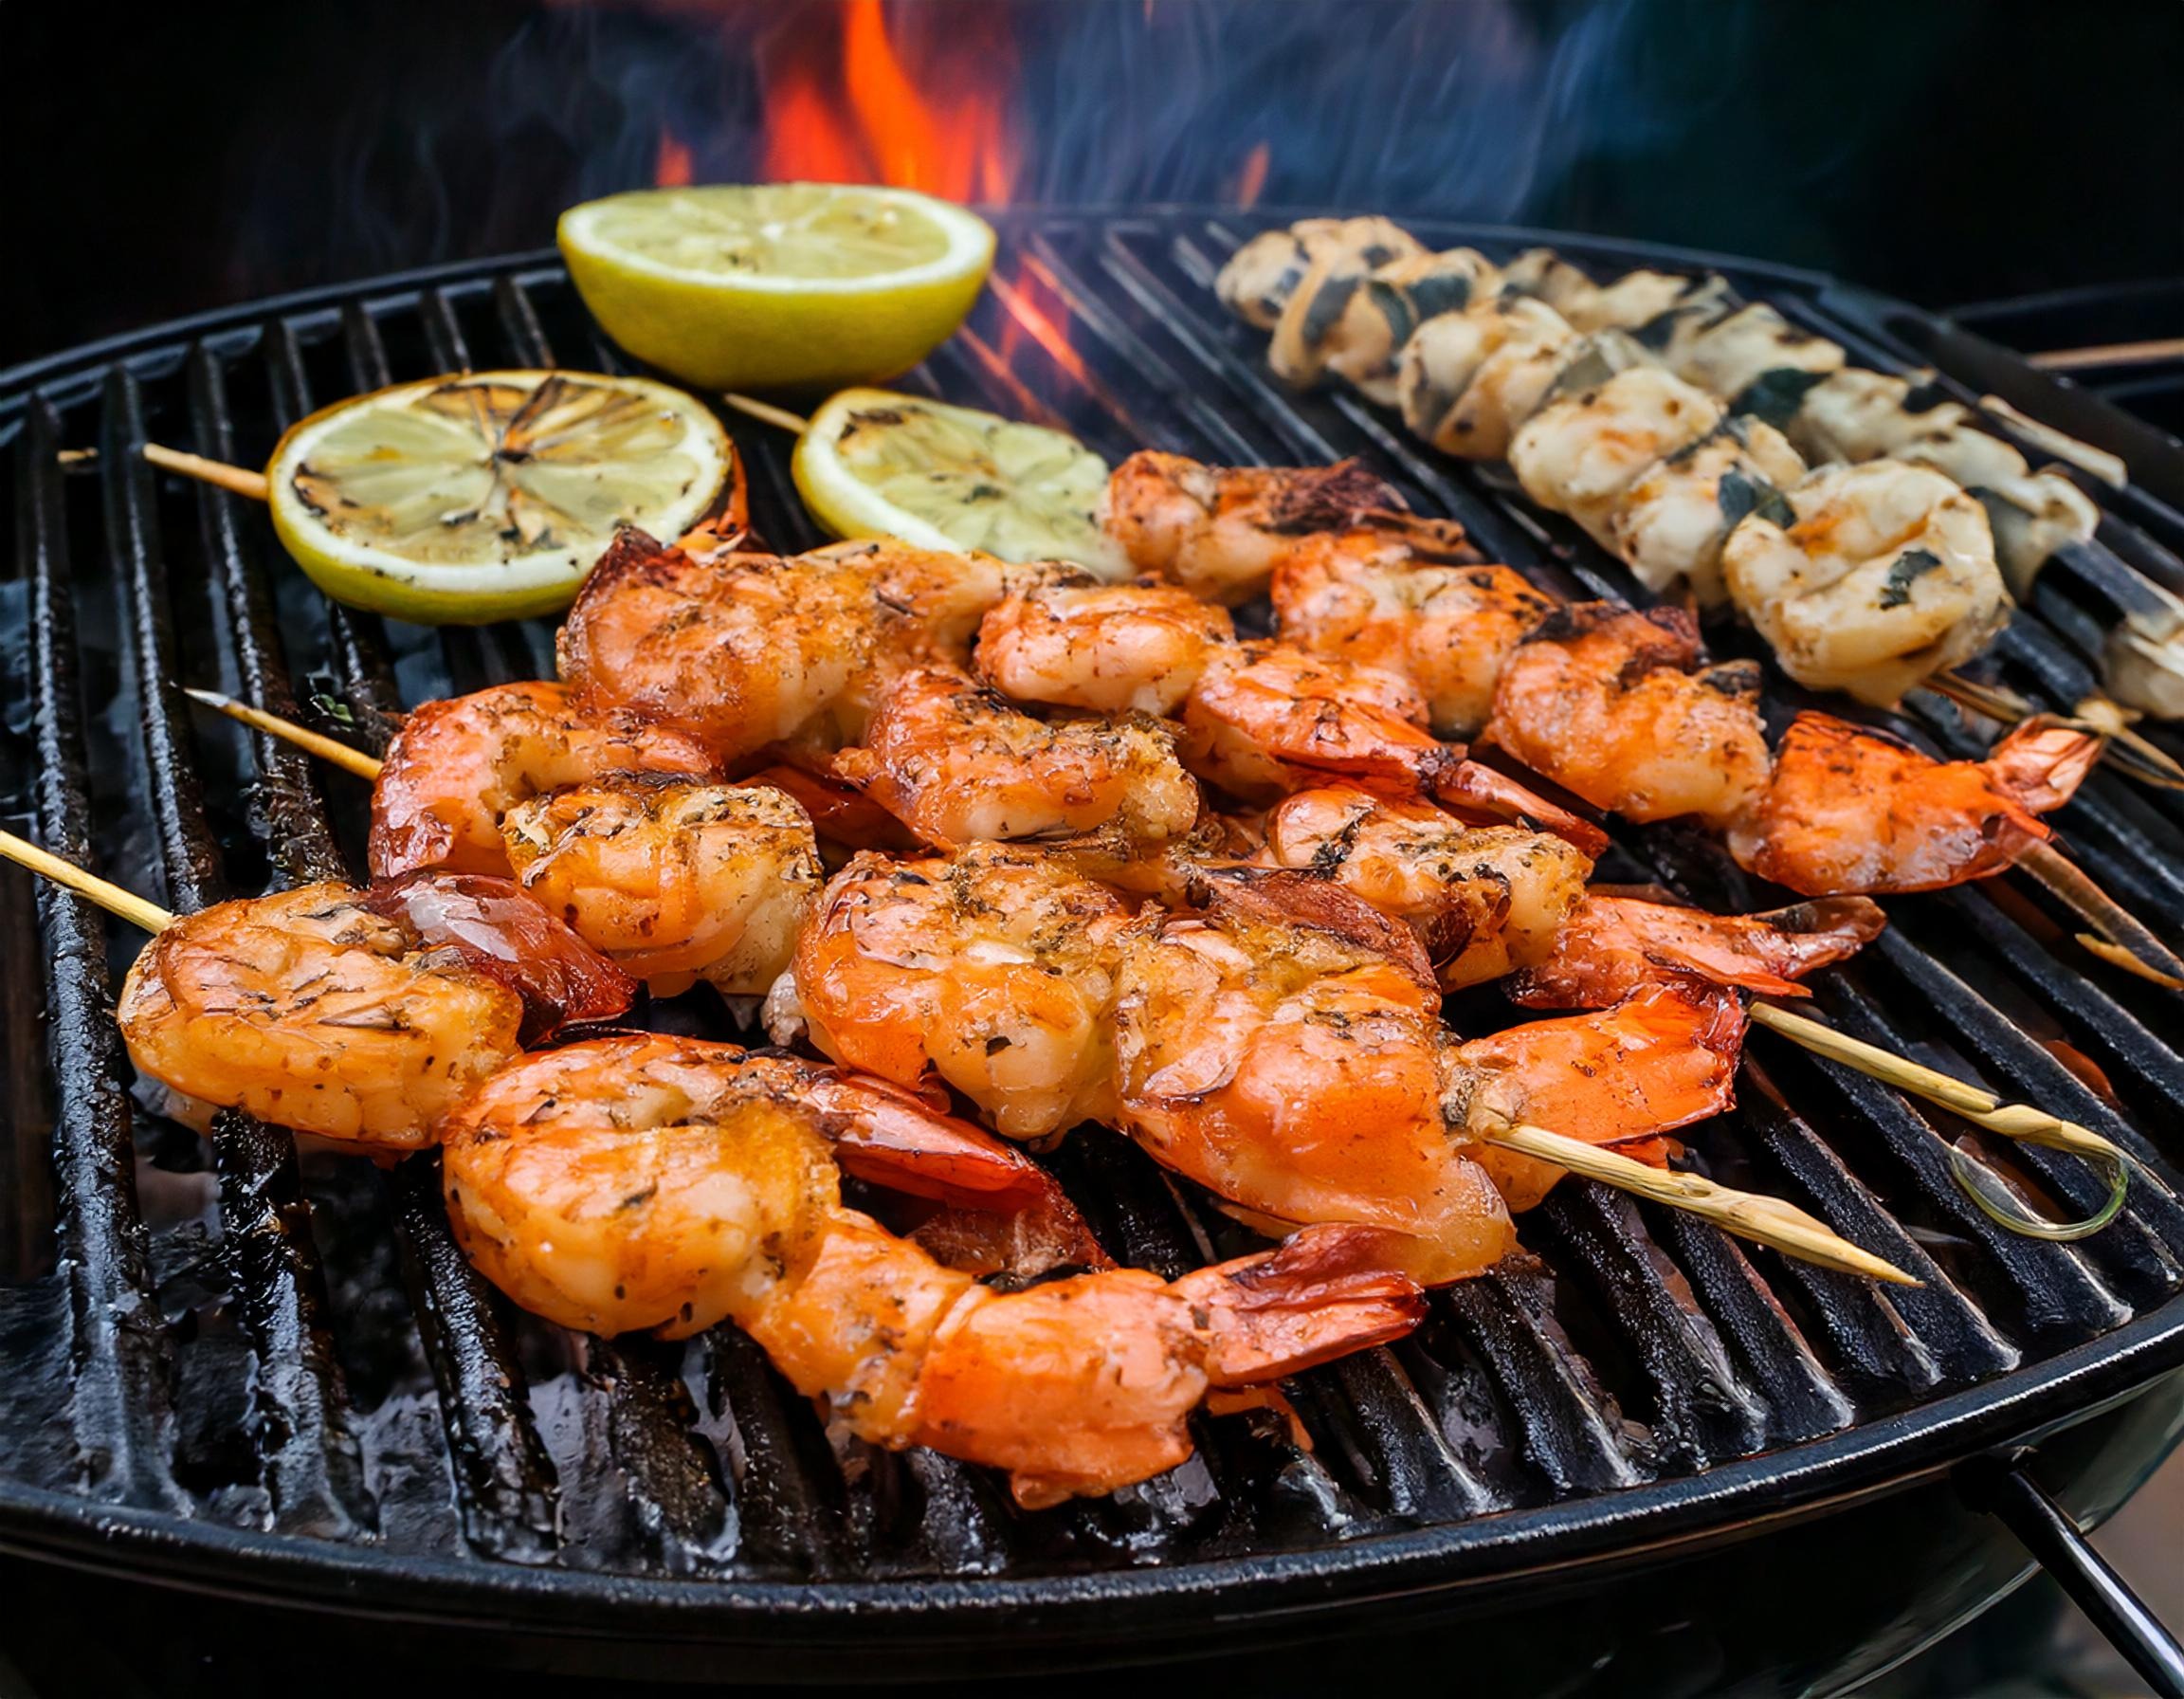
[1960,1452,2184,1698]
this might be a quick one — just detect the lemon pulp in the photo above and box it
[264,370,733,624]
[792,388,1126,577]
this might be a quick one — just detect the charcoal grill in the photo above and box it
[5,210,2184,1692]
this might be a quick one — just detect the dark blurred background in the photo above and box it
[4,0,2180,370]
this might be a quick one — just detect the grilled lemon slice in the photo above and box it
[559,183,994,391]
[792,388,1126,577]
[264,370,733,624]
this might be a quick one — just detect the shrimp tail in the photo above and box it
[799,1070,1114,1275]
[359,871,636,1041]
[1507,892,1887,1009]
[1429,757,1611,858]
[1984,716,2103,815]
[1174,1224,1429,1386]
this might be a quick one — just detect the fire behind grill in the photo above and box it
[2,212,2183,1675]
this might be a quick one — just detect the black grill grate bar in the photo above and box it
[1640,1203,1859,1444]
[105,364,374,1535]
[390,1158,563,1562]
[190,312,570,1560]
[1427,1276,1647,1497]
[183,343,345,891]
[16,395,183,1510]
[1530,1186,1774,1470]
[419,289,473,373]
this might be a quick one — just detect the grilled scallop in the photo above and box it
[1721,459,2010,706]
[1510,366,1726,546]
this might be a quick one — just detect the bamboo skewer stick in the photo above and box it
[183,688,383,780]
[1483,1124,1919,1284]
[721,393,812,435]
[1923,672,2184,792]
[2027,338,2184,375]
[1749,1003,2128,1168]
[2015,841,2184,989]
[1749,1001,2135,1241]
[140,444,268,501]
[0,830,175,934]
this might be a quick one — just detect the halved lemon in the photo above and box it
[265,371,734,624]
[792,388,1127,577]
[558,184,995,391]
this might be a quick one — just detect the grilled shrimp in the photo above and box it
[1100,450,1405,605]
[443,1034,1423,1507]
[1186,642,1611,854]
[1730,713,2101,895]
[781,843,1138,1142]
[118,875,632,1150]
[833,667,1201,851]
[558,529,1013,763]
[1270,525,1556,738]
[1445,983,1747,1211]
[369,681,718,879]
[1112,870,1518,1287]
[1258,786,1593,990]
[1483,605,1773,827]
[1506,893,1886,1010]
[1721,460,2010,707]
[1510,366,1726,547]
[500,776,822,996]
[974,570,1235,716]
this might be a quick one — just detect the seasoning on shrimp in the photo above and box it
[441,1034,1424,1507]
[118,874,632,1151]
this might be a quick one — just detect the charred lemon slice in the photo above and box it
[559,183,994,391]
[264,370,733,624]
[792,388,1126,577]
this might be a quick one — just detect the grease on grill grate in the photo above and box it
[3,215,2183,1584]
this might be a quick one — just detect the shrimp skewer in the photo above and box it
[442,1033,1426,1507]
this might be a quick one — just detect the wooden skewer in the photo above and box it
[2015,840,2184,990]
[722,393,813,435]
[1922,672,2184,793]
[1483,1123,1919,1285]
[2027,338,2184,375]
[0,830,174,934]
[140,444,269,502]
[1749,1002,2128,1169]
[184,688,383,780]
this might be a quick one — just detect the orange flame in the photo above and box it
[1235,141,1271,209]
[654,132,694,188]
[748,0,1019,203]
